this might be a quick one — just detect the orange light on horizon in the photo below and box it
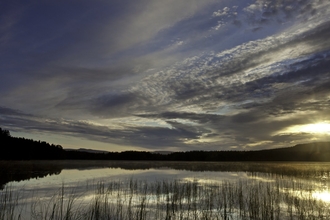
[285,122,330,134]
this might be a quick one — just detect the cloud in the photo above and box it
[0,109,204,150]
[1,0,330,151]
[0,106,31,117]
[132,19,330,115]
[100,0,217,54]
[89,92,142,118]
[213,7,232,17]
[243,0,315,23]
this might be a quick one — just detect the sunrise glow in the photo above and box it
[285,123,330,135]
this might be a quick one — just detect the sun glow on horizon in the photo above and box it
[284,122,330,134]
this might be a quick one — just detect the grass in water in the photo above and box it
[1,177,330,220]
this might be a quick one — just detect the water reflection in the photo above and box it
[2,161,330,219]
[3,161,330,190]
[312,176,330,203]
[0,161,62,189]
[313,191,330,202]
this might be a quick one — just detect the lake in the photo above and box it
[1,161,330,219]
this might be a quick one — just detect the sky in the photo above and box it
[1,0,330,152]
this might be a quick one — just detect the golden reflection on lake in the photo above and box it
[313,190,330,202]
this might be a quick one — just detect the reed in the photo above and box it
[1,177,330,220]
[0,186,22,220]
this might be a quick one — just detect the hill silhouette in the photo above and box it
[165,142,330,161]
[1,127,330,161]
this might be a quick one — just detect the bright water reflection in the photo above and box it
[313,191,330,202]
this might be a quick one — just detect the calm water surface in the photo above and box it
[2,161,330,219]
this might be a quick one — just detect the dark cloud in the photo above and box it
[0,106,31,117]
[251,26,263,32]
[87,90,162,118]
[0,109,205,150]
[89,93,139,118]
[137,112,226,124]
[230,111,261,124]
[232,19,242,27]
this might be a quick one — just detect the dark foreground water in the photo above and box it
[1,161,330,219]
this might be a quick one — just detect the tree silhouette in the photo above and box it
[0,128,10,137]
[0,127,64,160]
[1,127,330,161]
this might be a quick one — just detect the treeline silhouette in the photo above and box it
[0,128,64,160]
[1,127,330,161]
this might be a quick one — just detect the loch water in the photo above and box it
[1,161,330,219]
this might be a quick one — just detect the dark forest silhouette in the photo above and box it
[1,127,330,161]
[0,128,64,160]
